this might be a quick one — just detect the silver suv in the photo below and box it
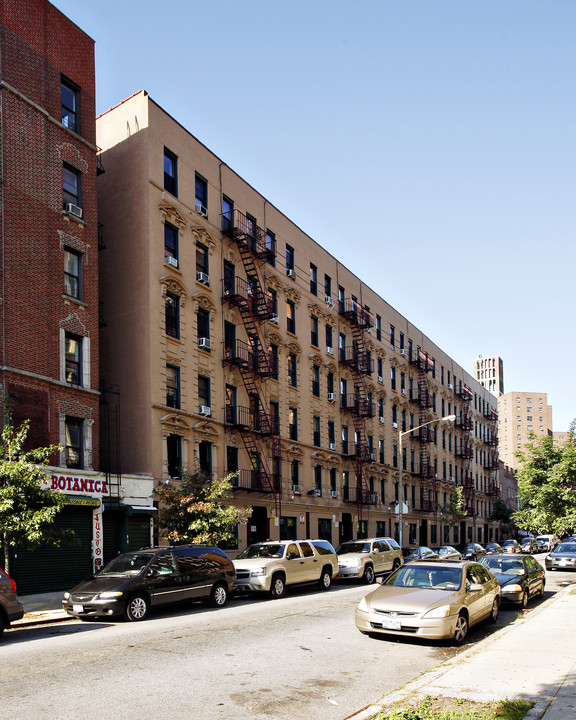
[336,537,403,583]
[233,539,338,598]
[0,568,24,636]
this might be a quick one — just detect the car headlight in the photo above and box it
[250,568,267,577]
[63,592,70,600]
[97,591,124,599]
[423,604,451,619]
[357,596,369,612]
[502,584,523,593]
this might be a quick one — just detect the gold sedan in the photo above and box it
[355,561,500,645]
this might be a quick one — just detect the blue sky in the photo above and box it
[53,0,574,430]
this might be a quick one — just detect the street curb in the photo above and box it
[345,588,566,720]
[11,613,72,629]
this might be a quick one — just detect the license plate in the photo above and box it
[72,604,84,613]
[381,618,402,630]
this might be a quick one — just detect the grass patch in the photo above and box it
[370,695,534,720]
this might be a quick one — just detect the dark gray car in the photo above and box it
[62,545,235,621]
[0,567,24,636]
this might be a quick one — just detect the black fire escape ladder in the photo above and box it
[409,348,435,513]
[455,385,475,521]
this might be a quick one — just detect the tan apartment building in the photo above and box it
[498,392,553,470]
[474,355,504,397]
[96,91,501,550]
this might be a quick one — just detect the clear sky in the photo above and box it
[52,0,574,431]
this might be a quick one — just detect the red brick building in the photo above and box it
[0,0,104,591]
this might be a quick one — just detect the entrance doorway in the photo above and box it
[339,513,353,543]
[249,506,268,543]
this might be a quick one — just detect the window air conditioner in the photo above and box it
[314,488,321,496]
[326,346,334,355]
[165,256,178,268]
[291,484,302,495]
[448,383,454,390]
[198,337,211,349]
[379,416,385,424]
[401,388,406,395]
[196,271,210,285]
[392,422,398,429]
[331,490,337,499]
[271,315,279,324]
[66,203,83,218]
[325,295,333,306]
[327,392,337,403]
[400,348,407,356]
[329,442,336,450]
[198,405,211,416]
[195,204,208,218]
[370,493,379,503]
[287,268,295,278]
[378,375,383,383]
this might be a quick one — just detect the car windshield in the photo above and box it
[502,541,516,546]
[402,548,420,559]
[385,565,461,590]
[98,553,154,576]
[237,544,285,559]
[337,542,370,554]
[556,543,576,554]
[482,558,523,574]
[465,544,475,550]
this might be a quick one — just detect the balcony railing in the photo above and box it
[342,486,377,504]
[338,346,374,375]
[230,469,281,493]
[224,405,276,435]
[222,276,275,320]
[409,348,434,373]
[411,383,433,409]
[455,414,473,432]
[340,394,374,418]
[222,339,277,377]
[455,445,474,460]
[454,384,474,401]
[338,298,374,330]
[221,209,275,262]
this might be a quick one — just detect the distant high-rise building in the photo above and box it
[474,356,504,397]
[498,392,553,470]
[553,431,569,446]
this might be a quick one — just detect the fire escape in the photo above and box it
[454,383,475,524]
[483,407,500,500]
[221,209,281,516]
[409,348,435,512]
[339,298,375,520]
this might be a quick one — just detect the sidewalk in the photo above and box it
[11,590,70,628]
[351,586,576,720]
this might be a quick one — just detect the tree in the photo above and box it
[490,499,516,538]
[0,416,69,575]
[156,471,250,546]
[438,485,467,532]
[513,422,576,536]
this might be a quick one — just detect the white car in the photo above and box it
[336,537,403,583]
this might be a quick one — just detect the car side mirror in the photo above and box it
[467,582,483,592]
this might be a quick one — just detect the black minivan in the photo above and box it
[62,545,235,621]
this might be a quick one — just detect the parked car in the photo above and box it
[501,540,523,554]
[336,537,402,583]
[545,541,576,571]
[480,554,545,607]
[485,543,504,555]
[431,546,462,561]
[461,543,487,561]
[233,539,338,598]
[535,539,546,553]
[355,561,500,645]
[401,546,440,564]
[62,545,235,622]
[0,568,24,636]
[521,538,538,555]
[536,535,560,552]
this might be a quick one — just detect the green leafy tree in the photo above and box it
[438,485,467,530]
[513,421,576,535]
[0,416,68,575]
[156,471,250,546]
[490,498,517,537]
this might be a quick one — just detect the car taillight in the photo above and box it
[7,573,17,594]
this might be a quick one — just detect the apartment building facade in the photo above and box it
[498,391,553,470]
[0,1,153,593]
[97,91,501,551]
[474,355,504,397]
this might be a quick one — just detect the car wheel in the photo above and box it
[363,565,375,584]
[453,613,468,645]
[318,567,332,591]
[520,590,528,609]
[488,597,500,624]
[209,582,228,608]
[270,573,286,599]
[124,594,150,622]
[392,559,401,572]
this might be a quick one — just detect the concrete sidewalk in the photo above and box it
[351,587,576,720]
[11,590,70,627]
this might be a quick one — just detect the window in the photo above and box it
[379,438,384,464]
[286,300,296,334]
[197,308,210,342]
[376,315,382,341]
[389,325,395,349]
[65,417,83,468]
[327,372,334,395]
[65,333,82,385]
[377,357,383,378]
[399,332,405,352]
[63,163,81,209]
[288,407,298,440]
[61,76,79,133]
[167,434,182,478]
[310,315,319,346]
[165,292,180,339]
[391,366,396,391]
[328,420,335,446]
[270,400,280,435]
[266,230,276,266]
[324,274,332,298]
[310,263,318,295]
[194,173,208,215]
[198,441,212,475]
[288,353,297,387]
[314,465,322,495]
[196,242,209,279]
[164,222,179,266]
[312,365,320,397]
[64,248,82,299]
[198,375,211,409]
[313,416,321,447]
[269,342,279,380]
[325,323,333,349]
[222,196,234,231]
[286,244,295,275]
[166,364,180,409]
[338,286,345,313]
[291,459,299,485]
[164,148,178,196]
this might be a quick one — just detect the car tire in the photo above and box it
[209,582,228,608]
[318,567,332,591]
[453,612,468,645]
[488,597,500,624]
[520,590,529,609]
[392,559,401,572]
[124,593,150,622]
[270,573,286,599]
[363,565,375,584]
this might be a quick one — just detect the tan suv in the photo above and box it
[233,539,338,598]
[336,537,403,583]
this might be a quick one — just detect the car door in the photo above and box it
[464,565,488,624]
[525,556,543,597]
[173,547,209,600]
[146,551,183,606]
[285,542,306,584]
[297,541,318,581]
[375,540,393,572]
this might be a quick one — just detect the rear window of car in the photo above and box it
[556,543,576,553]
[311,540,336,555]
[237,544,284,559]
[337,542,370,554]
